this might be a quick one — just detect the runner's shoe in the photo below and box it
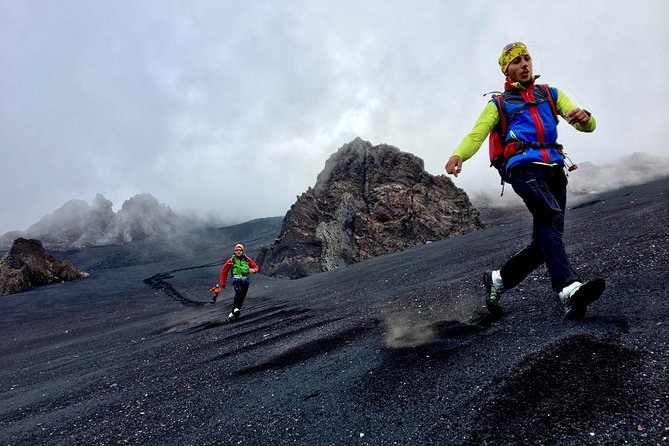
[227,308,241,323]
[483,272,503,317]
[561,279,606,320]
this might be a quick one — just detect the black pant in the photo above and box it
[500,165,581,292]
[232,280,250,311]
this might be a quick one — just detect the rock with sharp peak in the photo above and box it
[19,194,116,249]
[257,138,482,278]
[108,193,180,243]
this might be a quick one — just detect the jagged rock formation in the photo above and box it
[0,238,87,295]
[17,194,115,249]
[111,193,180,243]
[257,138,482,278]
[1,193,180,249]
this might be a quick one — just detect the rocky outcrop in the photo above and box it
[257,138,482,278]
[0,238,88,295]
[1,193,180,249]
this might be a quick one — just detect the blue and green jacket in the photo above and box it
[452,78,596,174]
[219,254,259,286]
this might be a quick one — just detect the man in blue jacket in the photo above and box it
[445,42,605,320]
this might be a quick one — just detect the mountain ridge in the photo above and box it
[0,193,182,250]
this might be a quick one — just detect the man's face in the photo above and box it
[506,54,533,83]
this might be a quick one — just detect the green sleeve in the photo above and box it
[555,88,596,132]
[452,101,499,161]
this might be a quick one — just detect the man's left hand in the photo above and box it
[445,155,463,177]
[565,108,590,125]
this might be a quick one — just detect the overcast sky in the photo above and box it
[1,0,668,234]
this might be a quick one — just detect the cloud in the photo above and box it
[1,0,668,234]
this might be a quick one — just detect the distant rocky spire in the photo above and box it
[0,193,180,249]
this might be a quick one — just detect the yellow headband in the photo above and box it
[498,42,531,74]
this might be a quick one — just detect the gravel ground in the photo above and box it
[0,177,667,446]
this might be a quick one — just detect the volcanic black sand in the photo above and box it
[1,177,667,445]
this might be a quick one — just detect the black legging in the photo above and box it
[231,280,250,312]
[500,165,580,292]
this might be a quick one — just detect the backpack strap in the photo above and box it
[230,256,235,278]
[538,84,558,125]
[493,94,507,138]
[490,94,509,194]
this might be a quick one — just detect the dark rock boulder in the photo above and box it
[0,238,87,296]
[257,138,482,278]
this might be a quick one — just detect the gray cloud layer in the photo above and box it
[2,0,668,234]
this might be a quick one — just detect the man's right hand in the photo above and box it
[445,156,463,177]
